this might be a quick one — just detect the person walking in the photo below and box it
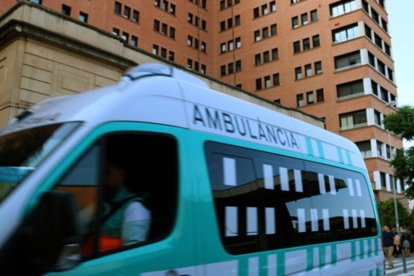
[393,229,401,258]
[383,225,395,269]
[402,234,411,257]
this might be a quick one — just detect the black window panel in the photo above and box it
[205,142,377,255]
[335,51,361,69]
[337,79,364,98]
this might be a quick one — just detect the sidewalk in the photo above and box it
[386,254,414,276]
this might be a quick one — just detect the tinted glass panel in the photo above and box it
[205,142,377,255]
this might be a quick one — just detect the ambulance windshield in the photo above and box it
[0,122,80,204]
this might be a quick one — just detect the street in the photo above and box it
[386,255,414,276]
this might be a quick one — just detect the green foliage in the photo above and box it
[384,105,414,199]
[377,199,412,230]
[383,106,414,141]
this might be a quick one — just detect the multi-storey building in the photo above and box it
[0,0,404,203]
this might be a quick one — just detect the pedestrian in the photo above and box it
[403,234,411,257]
[393,228,401,258]
[383,225,395,269]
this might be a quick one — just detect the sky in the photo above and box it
[387,1,414,107]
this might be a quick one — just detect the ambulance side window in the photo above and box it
[205,141,377,255]
[55,132,178,257]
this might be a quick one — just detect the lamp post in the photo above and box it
[385,101,400,233]
[385,101,406,272]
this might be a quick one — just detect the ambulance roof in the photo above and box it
[1,64,365,169]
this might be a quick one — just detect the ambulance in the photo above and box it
[0,64,384,275]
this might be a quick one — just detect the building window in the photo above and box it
[221,65,226,76]
[152,44,159,55]
[272,48,278,60]
[255,54,261,66]
[295,67,303,80]
[273,73,280,86]
[169,51,175,62]
[112,28,120,36]
[270,1,276,12]
[221,43,227,53]
[256,78,262,90]
[356,141,372,158]
[306,91,314,104]
[254,30,261,42]
[371,8,379,23]
[161,23,168,35]
[368,51,376,67]
[131,36,138,47]
[362,0,369,13]
[154,20,160,32]
[187,59,193,70]
[263,52,270,63]
[364,24,372,39]
[161,48,167,59]
[332,23,359,43]
[264,76,271,88]
[123,5,131,18]
[253,7,260,19]
[312,35,320,47]
[314,61,322,74]
[296,94,305,107]
[235,60,242,72]
[30,0,42,3]
[381,18,388,32]
[62,4,71,16]
[334,50,361,70]
[292,16,299,28]
[310,9,318,22]
[303,38,310,51]
[374,110,381,126]
[114,1,122,14]
[79,12,88,23]
[339,110,367,130]
[330,0,357,17]
[316,89,324,102]
[377,60,386,75]
[293,41,301,53]
[301,13,309,25]
[170,4,176,15]
[132,10,140,22]
[270,24,277,36]
[304,64,313,77]
[121,32,129,42]
[235,37,242,48]
[337,79,364,98]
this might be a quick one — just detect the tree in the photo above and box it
[377,199,411,230]
[383,105,414,199]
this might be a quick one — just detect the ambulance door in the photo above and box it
[3,123,198,275]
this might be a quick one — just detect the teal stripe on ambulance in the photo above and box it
[317,140,325,159]
[319,246,326,268]
[367,238,372,258]
[278,253,285,275]
[240,256,248,276]
[359,239,365,259]
[337,147,344,163]
[351,241,357,261]
[346,150,353,165]
[331,244,337,266]
[306,247,314,271]
[306,137,314,157]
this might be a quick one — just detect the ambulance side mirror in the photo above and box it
[24,190,82,273]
